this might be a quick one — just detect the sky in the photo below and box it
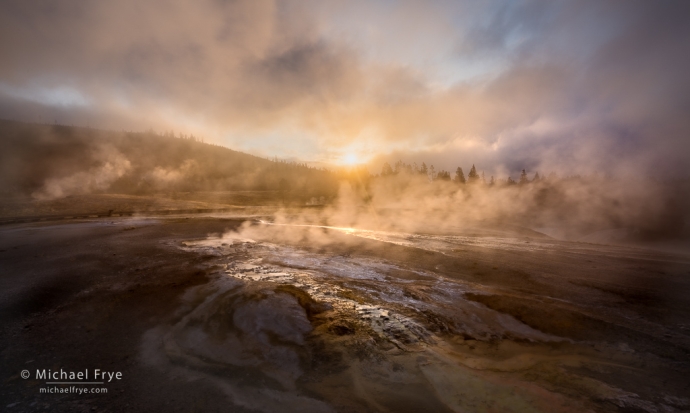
[1,0,689,177]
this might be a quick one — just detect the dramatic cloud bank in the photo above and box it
[1,0,689,176]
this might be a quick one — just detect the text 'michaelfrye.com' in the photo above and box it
[21,368,122,395]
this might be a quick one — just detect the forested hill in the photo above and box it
[0,120,339,200]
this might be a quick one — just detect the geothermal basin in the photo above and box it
[1,216,689,412]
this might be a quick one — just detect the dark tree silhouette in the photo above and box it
[468,164,479,183]
[381,162,393,176]
[420,162,428,176]
[455,167,466,184]
[533,172,541,182]
[437,170,451,181]
[519,169,529,185]
[394,160,403,174]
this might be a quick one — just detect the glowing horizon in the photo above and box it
[1,1,689,177]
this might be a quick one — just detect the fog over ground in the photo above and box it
[2,4,690,411]
[2,119,686,245]
[1,1,689,177]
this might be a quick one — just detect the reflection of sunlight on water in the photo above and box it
[258,220,558,254]
[269,221,648,258]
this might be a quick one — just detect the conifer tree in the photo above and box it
[381,162,393,176]
[519,169,528,185]
[468,164,479,183]
[437,170,451,181]
[394,160,403,174]
[455,167,466,184]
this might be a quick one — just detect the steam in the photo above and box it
[31,145,131,200]
[224,172,686,245]
[147,159,197,186]
[1,1,689,174]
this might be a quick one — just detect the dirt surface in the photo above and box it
[1,217,689,412]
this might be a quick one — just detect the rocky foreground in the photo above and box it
[1,217,689,412]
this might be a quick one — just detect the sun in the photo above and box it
[341,152,360,166]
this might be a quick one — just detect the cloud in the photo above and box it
[1,0,689,176]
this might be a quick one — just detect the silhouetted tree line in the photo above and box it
[0,120,342,203]
[379,161,568,187]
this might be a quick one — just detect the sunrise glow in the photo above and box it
[1,2,689,411]
[340,152,361,166]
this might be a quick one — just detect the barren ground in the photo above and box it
[1,216,689,412]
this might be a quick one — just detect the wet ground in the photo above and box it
[1,217,689,412]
